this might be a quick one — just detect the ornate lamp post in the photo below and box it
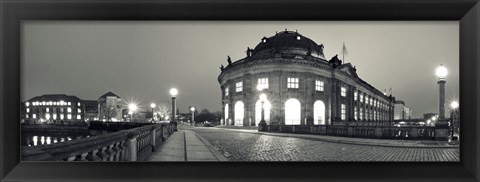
[190,106,195,126]
[169,87,178,124]
[434,64,449,141]
[150,103,156,123]
[128,103,137,122]
[257,85,267,131]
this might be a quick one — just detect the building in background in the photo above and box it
[394,100,412,120]
[97,92,123,122]
[24,94,84,124]
[218,30,396,126]
[83,100,99,121]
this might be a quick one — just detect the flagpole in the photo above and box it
[342,42,345,64]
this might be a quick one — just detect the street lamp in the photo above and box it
[170,87,178,123]
[128,104,137,122]
[436,64,448,119]
[435,64,449,141]
[257,84,268,131]
[190,106,195,126]
[150,103,156,123]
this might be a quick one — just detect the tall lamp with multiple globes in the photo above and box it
[434,64,449,141]
[257,85,268,131]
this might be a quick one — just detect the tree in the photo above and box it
[157,102,172,121]
[101,104,117,122]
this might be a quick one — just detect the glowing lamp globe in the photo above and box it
[150,103,156,108]
[170,87,178,97]
[190,107,195,112]
[128,104,137,112]
[435,65,448,79]
[259,93,267,101]
[450,101,459,109]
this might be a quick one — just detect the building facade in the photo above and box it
[83,100,99,121]
[97,92,123,121]
[394,100,412,120]
[24,94,84,124]
[218,31,395,126]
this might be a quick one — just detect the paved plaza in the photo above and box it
[180,126,459,162]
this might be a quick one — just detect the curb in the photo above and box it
[188,130,229,161]
[209,128,459,149]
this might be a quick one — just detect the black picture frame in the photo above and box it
[1,0,479,181]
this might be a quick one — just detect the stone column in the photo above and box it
[438,80,446,119]
[126,131,139,161]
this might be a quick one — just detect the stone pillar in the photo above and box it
[438,80,446,119]
[151,126,156,152]
[126,131,139,161]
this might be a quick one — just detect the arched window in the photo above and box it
[255,100,271,126]
[285,98,301,125]
[313,100,326,125]
[224,104,229,120]
[234,101,244,126]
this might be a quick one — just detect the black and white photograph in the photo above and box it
[20,21,460,162]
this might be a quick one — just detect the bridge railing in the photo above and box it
[266,124,436,140]
[22,123,177,161]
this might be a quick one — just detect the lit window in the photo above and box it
[360,94,363,103]
[77,115,81,120]
[287,77,299,89]
[341,104,346,120]
[262,38,267,43]
[366,96,369,105]
[68,102,71,106]
[296,36,301,40]
[67,114,72,120]
[77,102,81,106]
[236,81,243,92]
[60,114,64,120]
[354,107,358,120]
[26,108,30,113]
[45,113,50,120]
[60,101,65,105]
[374,111,377,121]
[225,87,229,96]
[48,101,52,105]
[67,107,72,113]
[60,108,64,113]
[360,108,363,120]
[26,102,30,107]
[77,108,81,113]
[315,80,324,91]
[370,98,373,105]
[354,91,357,101]
[33,114,37,119]
[46,108,49,113]
[26,114,29,118]
[257,78,268,90]
[42,101,46,105]
[341,87,347,97]
[53,114,57,120]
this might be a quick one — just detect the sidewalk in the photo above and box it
[211,126,459,148]
[148,130,228,161]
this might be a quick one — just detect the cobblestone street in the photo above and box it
[188,127,459,162]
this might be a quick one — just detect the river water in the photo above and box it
[21,130,110,147]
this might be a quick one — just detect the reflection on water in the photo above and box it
[22,130,110,147]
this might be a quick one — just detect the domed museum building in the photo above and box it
[218,30,395,127]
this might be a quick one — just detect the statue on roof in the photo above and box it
[227,56,232,65]
[220,64,224,71]
[246,47,252,57]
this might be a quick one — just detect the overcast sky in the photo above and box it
[22,21,459,118]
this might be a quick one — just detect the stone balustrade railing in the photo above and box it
[267,124,436,140]
[21,122,177,161]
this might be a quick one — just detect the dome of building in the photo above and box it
[252,30,324,58]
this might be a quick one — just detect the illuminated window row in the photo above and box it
[29,101,74,106]
[27,113,81,120]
